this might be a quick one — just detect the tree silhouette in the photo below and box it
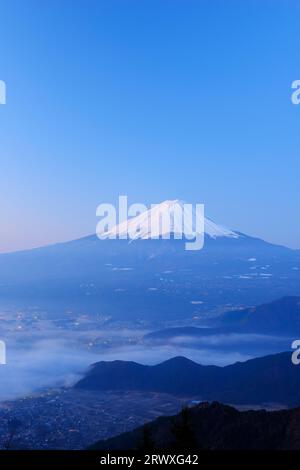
[138,423,155,451]
[171,407,198,450]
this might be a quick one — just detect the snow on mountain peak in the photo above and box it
[102,199,239,241]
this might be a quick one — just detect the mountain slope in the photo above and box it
[0,202,299,323]
[220,296,300,334]
[75,352,300,407]
[89,401,300,450]
[143,296,300,337]
[101,199,239,240]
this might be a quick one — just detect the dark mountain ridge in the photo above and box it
[89,401,300,450]
[144,296,300,337]
[75,351,300,407]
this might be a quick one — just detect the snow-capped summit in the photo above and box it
[102,199,239,241]
[0,199,298,325]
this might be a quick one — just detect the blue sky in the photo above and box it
[0,0,299,252]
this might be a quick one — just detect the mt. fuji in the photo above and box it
[0,200,299,326]
[100,199,239,242]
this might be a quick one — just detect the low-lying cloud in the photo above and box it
[0,328,290,402]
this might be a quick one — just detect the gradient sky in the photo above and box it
[0,0,299,253]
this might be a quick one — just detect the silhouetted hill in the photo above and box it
[220,296,300,334]
[75,352,300,407]
[144,296,300,340]
[89,401,300,450]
